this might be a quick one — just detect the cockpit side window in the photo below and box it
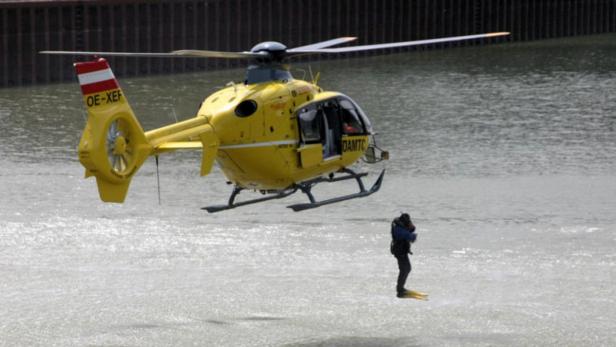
[298,107,321,143]
[338,99,366,135]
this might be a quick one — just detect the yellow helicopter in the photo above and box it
[42,32,508,212]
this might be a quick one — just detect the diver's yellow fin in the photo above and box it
[401,290,429,301]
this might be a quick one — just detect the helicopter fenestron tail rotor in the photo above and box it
[106,118,133,174]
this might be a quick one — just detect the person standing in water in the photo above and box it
[390,213,417,298]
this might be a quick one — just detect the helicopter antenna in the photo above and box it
[155,155,161,205]
[226,81,237,92]
[171,108,179,123]
[313,71,321,85]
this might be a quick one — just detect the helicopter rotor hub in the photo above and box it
[250,41,288,62]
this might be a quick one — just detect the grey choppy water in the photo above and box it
[1,34,615,346]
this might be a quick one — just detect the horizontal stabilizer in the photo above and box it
[156,141,203,150]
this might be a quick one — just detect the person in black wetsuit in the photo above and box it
[390,213,417,298]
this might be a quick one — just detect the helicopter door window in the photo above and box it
[298,108,321,143]
[338,99,365,135]
[321,103,342,158]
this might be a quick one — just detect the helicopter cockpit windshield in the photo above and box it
[245,64,293,84]
[338,96,372,135]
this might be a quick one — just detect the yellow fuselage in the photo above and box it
[189,79,368,190]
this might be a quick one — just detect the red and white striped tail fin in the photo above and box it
[75,58,120,95]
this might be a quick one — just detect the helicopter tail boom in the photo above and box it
[145,118,219,176]
[75,58,151,202]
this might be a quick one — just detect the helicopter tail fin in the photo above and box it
[75,58,151,202]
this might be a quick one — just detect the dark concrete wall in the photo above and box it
[1,0,615,87]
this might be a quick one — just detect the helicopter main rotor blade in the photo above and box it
[287,32,510,55]
[170,50,267,59]
[40,51,188,58]
[39,50,266,59]
[41,32,508,60]
[288,37,358,52]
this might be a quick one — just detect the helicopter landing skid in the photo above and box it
[287,168,385,212]
[202,187,298,213]
[202,168,384,213]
